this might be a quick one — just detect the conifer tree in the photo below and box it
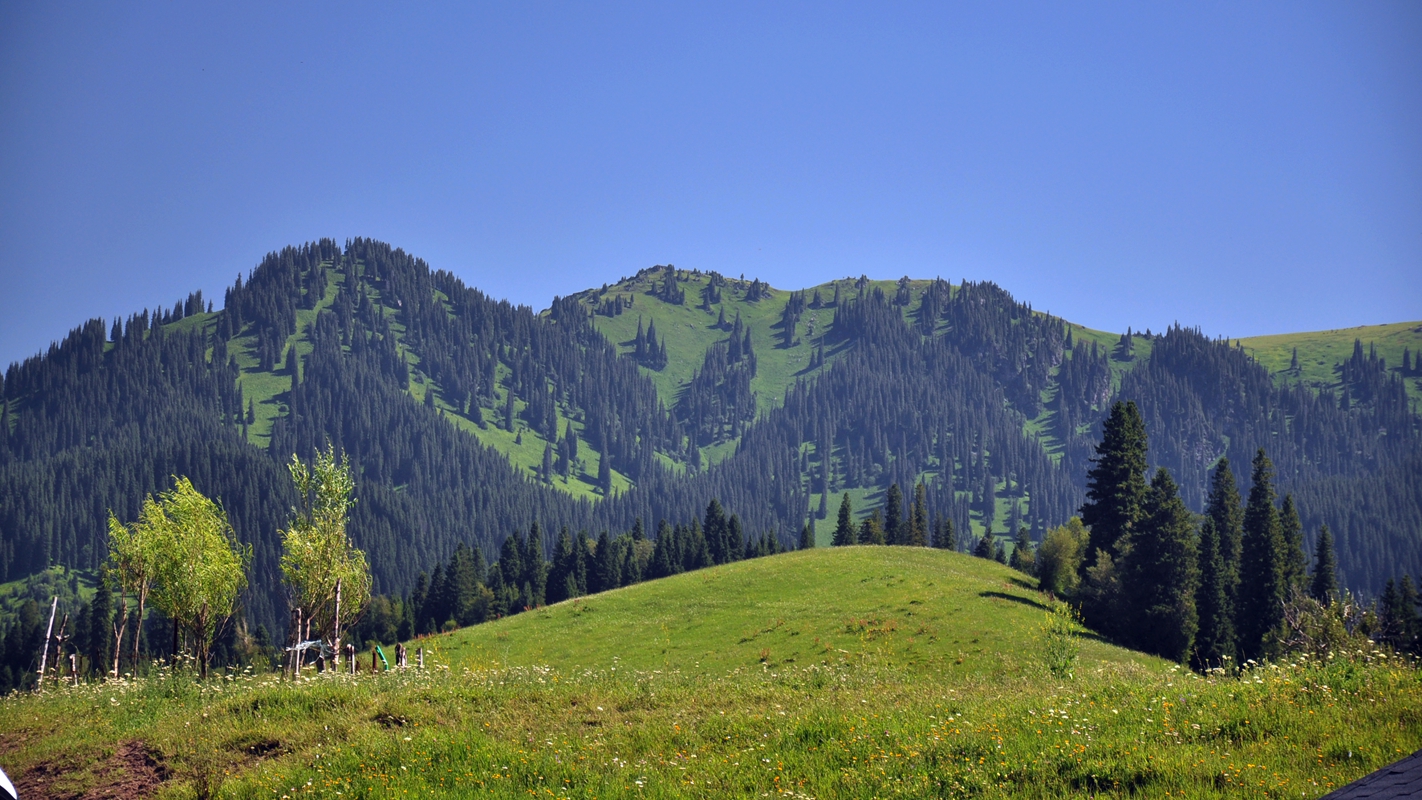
[1192,518,1234,671]
[974,531,994,559]
[1238,449,1285,662]
[1123,468,1199,662]
[860,509,886,546]
[832,493,856,546]
[799,520,815,550]
[1079,401,1148,576]
[1205,459,1245,637]
[884,483,905,545]
[703,498,728,564]
[1309,525,1339,604]
[932,516,955,549]
[1278,494,1308,593]
[727,514,745,561]
[1008,527,1034,573]
[88,569,115,677]
[908,483,929,546]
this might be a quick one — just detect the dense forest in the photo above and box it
[1,239,1418,647]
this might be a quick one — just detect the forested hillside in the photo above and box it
[1,239,1417,636]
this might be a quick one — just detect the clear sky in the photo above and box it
[2,2,1419,368]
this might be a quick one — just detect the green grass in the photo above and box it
[1238,320,1422,406]
[4,547,1418,798]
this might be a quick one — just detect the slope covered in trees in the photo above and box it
[1,238,1417,643]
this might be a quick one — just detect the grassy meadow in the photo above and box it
[3,547,1419,799]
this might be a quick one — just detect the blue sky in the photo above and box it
[2,2,1418,368]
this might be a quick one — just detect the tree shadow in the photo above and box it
[978,591,1050,612]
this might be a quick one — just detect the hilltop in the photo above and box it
[1,547,1418,798]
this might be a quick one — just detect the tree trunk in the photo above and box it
[131,587,147,671]
[112,592,129,678]
[37,597,57,692]
[333,578,342,668]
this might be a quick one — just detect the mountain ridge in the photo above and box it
[1,238,1417,635]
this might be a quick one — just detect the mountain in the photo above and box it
[1,239,1418,632]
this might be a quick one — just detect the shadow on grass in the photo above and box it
[978,591,1050,612]
[1007,577,1038,592]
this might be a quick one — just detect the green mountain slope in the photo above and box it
[1239,320,1422,405]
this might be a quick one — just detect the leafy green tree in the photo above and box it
[279,447,370,668]
[1238,449,1285,662]
[1123,468,1199,662]
[147,477,251,678]
[832,493,856,546]
[1036,518,1088,596]
[1309,525,1339,604]
[1192,518,1235,672]
[108,495,168,674]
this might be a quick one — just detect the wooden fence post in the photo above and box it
[36,597,57,692]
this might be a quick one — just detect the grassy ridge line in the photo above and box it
[1238,320,1422,406]
[3,547,1418,798]
[437,547,1156,677]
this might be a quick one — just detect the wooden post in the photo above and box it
[36,597,57,692]
[348,644,356,675]
[371,646,377,673]
[333,578,342,669]
[70,653,78,686]
[417,647,423,670]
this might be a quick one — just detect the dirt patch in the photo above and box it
[12,740,168,800]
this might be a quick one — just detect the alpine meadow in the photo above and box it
[0,239,1420,798]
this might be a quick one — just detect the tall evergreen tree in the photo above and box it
[860,509,886,546]
[1205,459,1245,644]
[832,493,856,546]
[799,520,815,550]
[88,569,115,677]
[1079,401,1148,575]
[1192,517,1234,671]
[1123,468,1199,662]
[1008,526,1034,573]
[1309,525,1339,604]
[908,483,929,547]
[1238,449,1285,662]
[1278,494,1308,594]
[884,483,905,545]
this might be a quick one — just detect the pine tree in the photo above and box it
[884,483,905,545]
[799,521,815,550]
[727,514,745,561]
[832,493,856,546]
[1192,517,1234,671]
[908,483,929,547]
[1238,449,1285,662]
[974,532,994,559]
[1205,459,1245,640]
[703,498,728,564]
[1309,525,1339,604]
[88,569,114,677]
[1278,494,1308,594]
[1008,527,1034,573]
[932,516,955,549]
[1123,468,1199,662]
[1079,401,1148,575]
[860,509,886,546]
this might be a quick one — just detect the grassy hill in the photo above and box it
[3,547,1418,799]
[1238,320,1422,406]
